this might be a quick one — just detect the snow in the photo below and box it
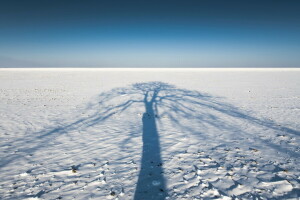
[0,68,299,199]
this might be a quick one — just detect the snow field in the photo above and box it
[0,68,299,199]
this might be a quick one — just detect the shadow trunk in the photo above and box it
[134,99,166,200]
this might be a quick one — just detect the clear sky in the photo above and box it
[0,0,300,68]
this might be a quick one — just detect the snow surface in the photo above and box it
[0,68,299,199]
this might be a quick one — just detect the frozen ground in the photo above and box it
[0,68,299,200]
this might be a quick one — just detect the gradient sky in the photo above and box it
[0,0,300,68]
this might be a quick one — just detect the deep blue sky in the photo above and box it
[0,0,300,68]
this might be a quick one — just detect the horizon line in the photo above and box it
[1,67,299,71]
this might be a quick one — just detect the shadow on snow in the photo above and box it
[1,82,299,199]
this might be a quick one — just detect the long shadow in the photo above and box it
[1,81,299,199]
[134,86,166,199]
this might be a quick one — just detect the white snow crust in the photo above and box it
[0,68,299,199]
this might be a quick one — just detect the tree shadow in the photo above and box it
[133,83,169,199]
[1,81,299,199]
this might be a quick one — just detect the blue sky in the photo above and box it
[0,0,300,68]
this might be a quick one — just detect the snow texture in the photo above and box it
[0,68,299,199]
